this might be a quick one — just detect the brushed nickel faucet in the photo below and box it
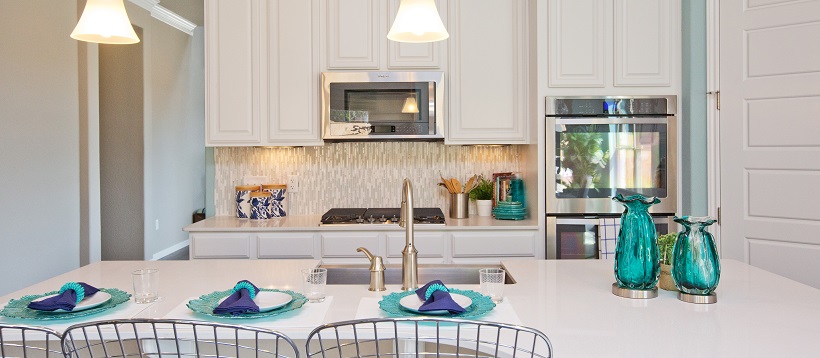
[356,247,385,291]
[400,178,418,291]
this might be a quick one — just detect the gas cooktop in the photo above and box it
[320,208,446,226]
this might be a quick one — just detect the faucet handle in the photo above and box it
[357,247,374,261]
[356,247,386,291]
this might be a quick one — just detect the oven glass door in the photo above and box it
[550,217,672,259]
[554,118,669,200]
[329,82,431,125]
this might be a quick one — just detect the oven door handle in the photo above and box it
[554,117,671,125]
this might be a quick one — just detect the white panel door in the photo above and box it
[263,0,322,146]
[447,0,529,144]
[548,0,606,87]
[205,0,260,145]
[326,0,380,69]
[613,0,674,86]
[720,0,820,288]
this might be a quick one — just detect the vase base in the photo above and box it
[611,283,658,299]
[678,291,717,304]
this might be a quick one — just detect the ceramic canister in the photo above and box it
[235,185,260,219]
[262,184,287,217]
[249,191,272,220]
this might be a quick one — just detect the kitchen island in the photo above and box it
[2,259,819,357]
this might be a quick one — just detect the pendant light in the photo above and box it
[401,96,420,113]
[387,0,449,43]
[71,0,140,44]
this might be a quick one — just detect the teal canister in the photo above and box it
[613,194,661,290]
[672,216,720,295]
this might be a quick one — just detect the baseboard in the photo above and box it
[151,239,190,261]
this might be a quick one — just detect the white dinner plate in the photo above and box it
[218,291,293,312]
[38,291,112,313]
[399,293,472,315]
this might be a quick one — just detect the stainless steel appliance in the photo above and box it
[546,216,674,259]
[321,72,444,141]
[320,208,445,226]
[545,96,678,259]
[545,96,678,214]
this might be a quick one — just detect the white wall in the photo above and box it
[0,0,81,295]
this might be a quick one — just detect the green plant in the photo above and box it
[469,176,494,201]
[658,232,677,265]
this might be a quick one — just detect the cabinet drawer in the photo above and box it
[451,231,537,258]
[257,233,315,259]
[320,232,380,258]
[190,233,251,259]
[386,232,447,258]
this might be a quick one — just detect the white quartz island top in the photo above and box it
[2,259,819,357]
[184,215,539,231]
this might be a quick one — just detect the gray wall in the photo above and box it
[0,0,81,295]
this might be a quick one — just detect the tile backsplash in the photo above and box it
[215,142,522,216]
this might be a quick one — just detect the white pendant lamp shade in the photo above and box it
[71,0,140,44]
[387,0,449,43]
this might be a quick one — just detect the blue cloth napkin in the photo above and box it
[415,280,466,314]
[213,280,261,315]
[27,282,100,312]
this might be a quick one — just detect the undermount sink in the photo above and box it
[320,264,516,285]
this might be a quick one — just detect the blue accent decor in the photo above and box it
[187,289,307,319]
[424,283,448,300]
[379,289,495,318]
[0,288,130,320]
[613,194,661,290]
[231,281,258,300]
[672,216,720,295]
[59,282,85,304]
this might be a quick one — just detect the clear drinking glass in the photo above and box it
[302,268,327,303]
[479,268,505,303]
[131,269,159,304]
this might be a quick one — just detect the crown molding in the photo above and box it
[128,0,197,36]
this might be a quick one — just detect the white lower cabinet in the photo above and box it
[385,232,448,264]
[188,229,539,261]
[451,231,538,263]
[190,233,252,259]
[257,233,316,259]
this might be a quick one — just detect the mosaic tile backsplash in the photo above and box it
[215,142,522,216]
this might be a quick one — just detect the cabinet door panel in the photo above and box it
[191,233,251,259]
[447,0,529,144]
[264,0,322,145]
[320,232,380,257]
[451,231,536,258]
[205,0,260,145]
[548,0,606,87]
[258,233,315,258]
[613,0,674,86]
[386,0,443,69]
[327,0,380,69]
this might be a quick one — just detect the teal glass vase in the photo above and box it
[613,194,661,290]
[672,216,720,295]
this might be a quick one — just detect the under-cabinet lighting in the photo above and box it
[71,0,140,44]
[387,0,449,43]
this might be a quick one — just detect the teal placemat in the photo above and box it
[0,288,131,321]
[187,288,307,319]
[379,289,496,318]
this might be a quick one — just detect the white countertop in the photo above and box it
[183,215,539,232]
[2,259,819,357]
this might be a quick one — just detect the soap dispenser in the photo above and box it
[357,247,386,291]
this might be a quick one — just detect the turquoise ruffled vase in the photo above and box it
[672,216,720,295]
[613,194,661,290]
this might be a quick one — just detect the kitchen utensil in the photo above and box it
[464,175,476,193]
[451,178,462,193]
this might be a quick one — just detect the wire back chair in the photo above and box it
[61,319,299,358]
[0,324,63,357]
[305,317,552,358]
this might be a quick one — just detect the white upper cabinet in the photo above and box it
[206,0,322,147]
[547,0,679,89]
[205,0,260,144]
[323,0,444,70]
[446,0,531,144]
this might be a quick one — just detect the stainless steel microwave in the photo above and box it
[321,71,445,141]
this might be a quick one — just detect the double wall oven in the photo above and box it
[545,96,678,259]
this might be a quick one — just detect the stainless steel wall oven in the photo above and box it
[545,96,678,259]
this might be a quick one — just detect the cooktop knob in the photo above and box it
[379,215,387,222]
[368,215,376,223]
[355,216,364,223]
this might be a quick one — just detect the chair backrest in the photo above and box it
[305,317,552,358]
[61,319,299,358]
[0,324,63,357]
